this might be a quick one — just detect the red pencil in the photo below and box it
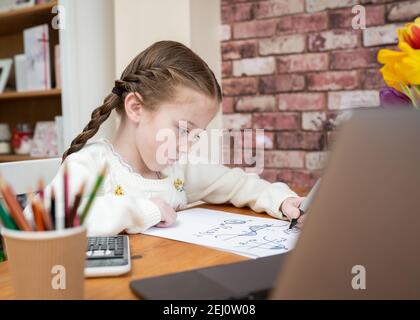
[63,163,69,228]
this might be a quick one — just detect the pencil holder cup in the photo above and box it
[1,226,87,300]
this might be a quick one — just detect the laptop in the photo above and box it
[131,110,420,300]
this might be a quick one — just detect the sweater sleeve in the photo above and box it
[24,149,161,236]
[182,153,298,220]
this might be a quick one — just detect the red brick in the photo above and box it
[254,0,304,19]
[221,61,232,78]
[361,69,386,89]
[252,112,300,130]
[260,169,279,183]
[387,0,420,22]
[307,71,359,91]
[259,75,305,94]
[222,77,258,96]
[264,151,305,169]
[236,95,276,112]
[277,12,328,33]
[222,97,235,114]
[329,5,385,29]
[221,40,258,60]
[233,19,277,39]
[309,30,358,51]
[277,53,328,73]
[278,93,326,111]
[277,169,321,190]
[276,132,325,151]
[221,3,254,24]
[331,49,380,70]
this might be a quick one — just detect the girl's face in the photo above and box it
[134,86,219,172]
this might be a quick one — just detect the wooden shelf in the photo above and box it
[0,1,58,36]
[0,154,48,163]
[0,89,61,101]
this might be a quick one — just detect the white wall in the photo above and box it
[60,0,116,147]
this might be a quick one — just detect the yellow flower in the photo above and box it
[398,17,420,52]
[378,49,409,91]
[378,17,420,91]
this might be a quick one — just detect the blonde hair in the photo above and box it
[62,40,222,160]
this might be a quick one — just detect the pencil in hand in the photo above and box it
[80,164,108,225]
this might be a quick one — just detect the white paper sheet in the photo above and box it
[142,208,301,259]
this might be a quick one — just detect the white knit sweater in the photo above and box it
[26,139,297,236]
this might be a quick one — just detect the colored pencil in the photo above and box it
[28,192,45,231]
[80,164,108,224]
[0,201,18,230]
[36,179,52,230]
[69,182,85,227]
[63,163,70,228]
[50,187,56,230]
[0,175,32,231]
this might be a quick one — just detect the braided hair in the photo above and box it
[62,40,222,161]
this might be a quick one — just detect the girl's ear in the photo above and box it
[124,92,144,123]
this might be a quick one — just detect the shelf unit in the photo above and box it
[0,0,60,163]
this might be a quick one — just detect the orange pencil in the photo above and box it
[28,192,45,231]
[0,175,32,231]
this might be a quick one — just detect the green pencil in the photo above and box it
[0,201,18,230]
[80,164,108,225]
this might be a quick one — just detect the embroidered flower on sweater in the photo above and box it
[173,178,185,192]
[114,184,124,196]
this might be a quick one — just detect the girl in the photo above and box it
[34,41,304,236]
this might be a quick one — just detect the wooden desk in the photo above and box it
[0,200,305,300]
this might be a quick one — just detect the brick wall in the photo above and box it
[220,0,420,190]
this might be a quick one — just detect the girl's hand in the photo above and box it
[150,198,178,227]
[280,197,306,224]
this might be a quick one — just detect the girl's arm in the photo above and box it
[182,153,298,220]
[24,152,161,236]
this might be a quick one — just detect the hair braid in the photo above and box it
[62,93,120,161]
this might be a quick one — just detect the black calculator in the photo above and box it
[85,235,131,277]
